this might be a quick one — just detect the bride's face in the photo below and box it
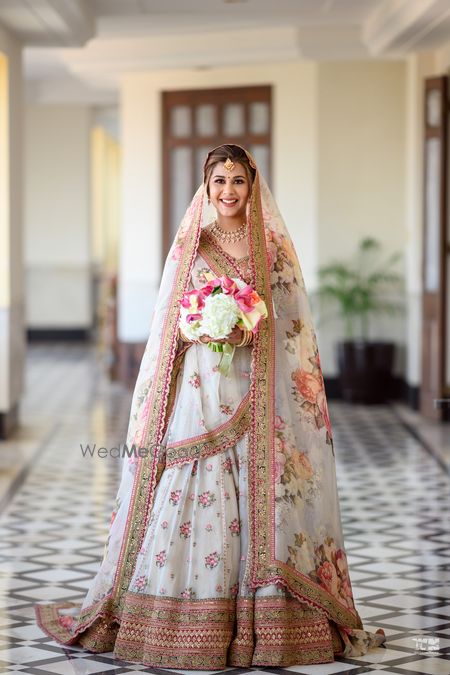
[208,161,250,220]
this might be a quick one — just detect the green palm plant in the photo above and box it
[314,237,405,340]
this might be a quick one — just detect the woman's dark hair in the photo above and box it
[204,144,256,196]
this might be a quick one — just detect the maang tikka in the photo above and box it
[224,157,235,172]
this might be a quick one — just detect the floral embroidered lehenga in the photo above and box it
[35,147,386,669]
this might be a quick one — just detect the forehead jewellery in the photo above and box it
[224,157,235,171]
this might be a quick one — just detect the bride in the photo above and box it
[35,144,386,668]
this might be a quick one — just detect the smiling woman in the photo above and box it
[35,144,386,669]
[204,145,255,262]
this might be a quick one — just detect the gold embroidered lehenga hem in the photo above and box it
[36,594,343,669]
[35,145,386,667]
[35,594,384,668]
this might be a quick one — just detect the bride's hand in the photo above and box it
[225,326,245,345]
[198,327,244,345]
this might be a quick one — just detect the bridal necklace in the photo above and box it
[210,219,247,244]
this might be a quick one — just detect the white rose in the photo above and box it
[201,293,239,339]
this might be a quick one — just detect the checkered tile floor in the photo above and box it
[0,343,449,675]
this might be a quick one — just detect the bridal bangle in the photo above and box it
[179,326,253,346]
[237,329,253,347]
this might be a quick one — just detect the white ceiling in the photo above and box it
[1,0,449,103]
[93,0,382,35]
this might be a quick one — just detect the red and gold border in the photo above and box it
[166,392,251,466]
[245,171,363,631]
[62,192,205,639]
[35,591,343,667]
[197,214,362,629]
[199,228,255,283]
[111,197,204,611]
[113,591,337,669]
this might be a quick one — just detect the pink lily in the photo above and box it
[234,285,262,313]
[186,312,202,324]
[239,310,266,332]
[219,275,238,295]
[181,289,205,310]
[201,279,221,296]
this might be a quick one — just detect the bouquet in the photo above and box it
[179,272,268,376]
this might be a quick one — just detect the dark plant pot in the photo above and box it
[336,340,395,404]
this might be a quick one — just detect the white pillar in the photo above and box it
[0,25,24,438]
[24,105,93,331]
[118,77,162,344]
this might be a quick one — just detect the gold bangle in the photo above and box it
[240,333,248,347]
[236,331,246,347]
[237,329,252,347]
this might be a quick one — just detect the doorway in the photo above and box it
[162,85,272,264]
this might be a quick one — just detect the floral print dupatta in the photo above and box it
[35,146,386,663]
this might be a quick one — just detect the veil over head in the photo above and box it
[42,145,385,657]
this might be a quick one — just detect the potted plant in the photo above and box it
[314,237,405,404]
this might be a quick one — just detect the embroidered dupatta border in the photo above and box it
[166,392,251,467]
[198,232,360,626]
[66,195,204,639]
[246,176,363,631]
[163,342,191,439]
[110,204,203,609]
[199,229,256,283]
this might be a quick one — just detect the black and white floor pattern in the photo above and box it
[0,343,449,675]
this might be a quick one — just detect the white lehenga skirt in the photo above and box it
[112,430,341,669]
[98,339,341,668]
[35,343,355,668]
[128,433,250,602]
[130,337,269,603]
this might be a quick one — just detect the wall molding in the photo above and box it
[27,328,91,341]
[0,402,18,439]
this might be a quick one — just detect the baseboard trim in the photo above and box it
[402,382,420,410]
[27,328,92,341]
[323,375,420,410]
[0,402,19,440]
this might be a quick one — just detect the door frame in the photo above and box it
[161,85,272,268]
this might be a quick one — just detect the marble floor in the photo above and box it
[0,342,449,675]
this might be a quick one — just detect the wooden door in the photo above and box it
[162,85,272,265]
[421,76,449,420]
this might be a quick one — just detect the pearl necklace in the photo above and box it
[210,219,247,244]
